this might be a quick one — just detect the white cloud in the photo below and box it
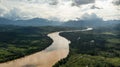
[94,0,120,20]
[0,0,119,21]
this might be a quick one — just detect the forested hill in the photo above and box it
[0,17,61,26]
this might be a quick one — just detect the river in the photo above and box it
[0,32,70,67]
[0,28,93,67]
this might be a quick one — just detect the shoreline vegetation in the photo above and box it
[0,25,120,67]
[0,26,52,63]
[53,26,120,67]
[0,26,75,63]
[0,26,71,67]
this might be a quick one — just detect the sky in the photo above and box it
[0,0,120,22]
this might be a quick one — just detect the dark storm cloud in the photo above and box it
[112,0,120,5]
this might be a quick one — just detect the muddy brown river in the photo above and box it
[0,28,93,67]
[0,32,70,67]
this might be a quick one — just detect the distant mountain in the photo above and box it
[0,17,61,26]
[0,17,119,27]
[0,18,15,25]
[62,19,120,28]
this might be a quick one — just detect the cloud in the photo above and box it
[0,4,8,17]
[73,0,95,6]
[3,8,23,20]
[94,0,120,20]
[81,13,102,21]
[90,5,101,9]
[0,0,119,22]
[112,0,120,5]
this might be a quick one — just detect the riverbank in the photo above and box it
[0,32,70,67]
[54,27,120,67]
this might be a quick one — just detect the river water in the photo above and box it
[0,28,93,67]
[0,32,70,67]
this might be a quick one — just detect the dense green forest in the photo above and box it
[0,24,120,67]
[0,25,74,63]
[54,25,120,67]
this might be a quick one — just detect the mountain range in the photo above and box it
[0,17,120,28]
[62,20,120,28]
[0,18,61,26]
